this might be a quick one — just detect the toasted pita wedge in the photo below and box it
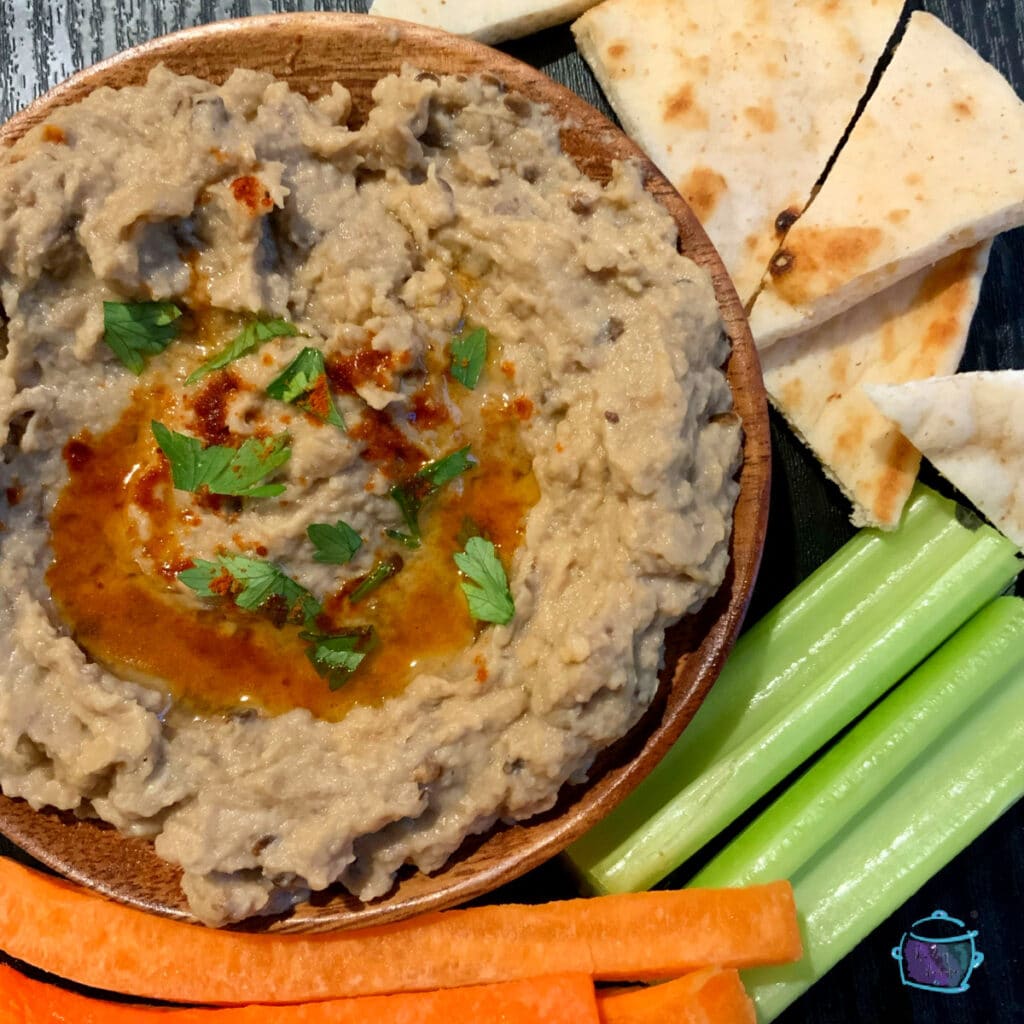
[866,370,1024,549]
[751,12,1024,348]
[763,243,991,528]
[369,0,601,43]
[573,0,902,303]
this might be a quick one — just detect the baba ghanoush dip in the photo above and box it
[0,66,740,925]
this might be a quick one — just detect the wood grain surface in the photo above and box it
[1,0,1022,1019]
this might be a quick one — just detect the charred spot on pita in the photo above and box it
[774,208,800,235]
[680,166,728,221]
[770,250,796,276]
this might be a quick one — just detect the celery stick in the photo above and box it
[667,486,972,781]
[738,597,1024,1022]
[567,486,1020,894]
[690,597,1024,889]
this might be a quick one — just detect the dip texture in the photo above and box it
[0,66,740,925]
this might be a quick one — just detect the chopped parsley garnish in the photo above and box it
[389,446,475,540]
[103,300,183,374]
[185,316,300,385]
[350,556,402,604]
[454,536,514,625]
[449,327,488,389]
[301,628,373,690]
[418,446,476,488]
[179,553,320,624]
[385,528,421,550]
[152,421,291,498]
[266,346,344,428]
[307,520,362,565]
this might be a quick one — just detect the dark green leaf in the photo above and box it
[307,521,363,565]
[104,301,182,374]
[385,528,421,550]
[388,446,475,538]
[350,557,402,604]
[179,553,320,624]
[300,629,372,690]
[152,421,291,498]
[449,327,488,389]
[390,484,423,536]
[186,317,300,385]
[266,347,344,428]
[454,536,514,625]
[151,421,205,491]
[417,446,475,488]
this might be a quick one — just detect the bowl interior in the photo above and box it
[0,12,770,932]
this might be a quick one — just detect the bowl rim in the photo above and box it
[0,10,771,931]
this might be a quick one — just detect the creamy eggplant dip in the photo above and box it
[0,65,740,925]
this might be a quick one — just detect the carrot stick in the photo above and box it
[0,857,800,1004]
[597,968,756,1024]
[0,963,600,1024]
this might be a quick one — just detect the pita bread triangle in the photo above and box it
[573,0,903,303]
[866,370,1024,549]
[762,243,991,529]
[750,11,1024,348]
[369,0,601,44]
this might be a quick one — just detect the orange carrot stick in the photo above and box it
[597,968,755,1024]
[0,857,800,1005]
[0,963,599,1024]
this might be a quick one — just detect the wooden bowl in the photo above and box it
[0,12,770,932]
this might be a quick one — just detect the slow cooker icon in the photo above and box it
[892,910,985,993]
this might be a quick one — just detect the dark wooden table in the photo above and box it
[1,1,1021,1020]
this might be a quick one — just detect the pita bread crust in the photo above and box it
[369,0,601,43]
[573,0,902,303]
[762,243,991,529]
[866,370,1024,549]
[751,12,1024,348]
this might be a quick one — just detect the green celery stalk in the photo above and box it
[688,598,1024,892]
[689,596,1024,889]
[567,485,1020,894]
[737,596,1024,1022]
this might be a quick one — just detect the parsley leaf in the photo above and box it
[179,553,320,624]
[152,421,291,498]
[454,536,514,625]
[104,301,183,374]
[185,316,300,385]
[307,520,362,564]
[389,446,475,538]
[449,327,488,389]
[300,629,373,690]
[390,487,422,538]
[385,528,421,550]
[351,556,402,604]
[266,347,344,428]
[418,446,476,488]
